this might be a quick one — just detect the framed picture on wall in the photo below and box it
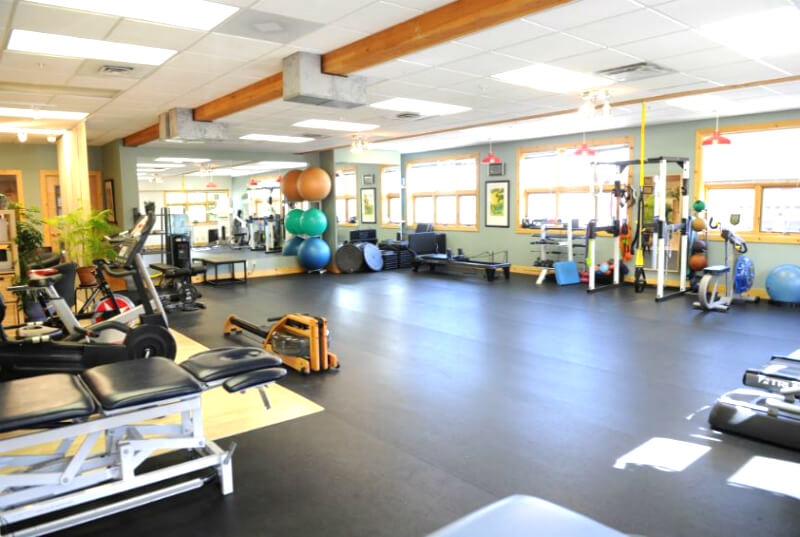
[361,188,377,224]
[363,173,375,186]
[103,179,117,224]
[485,180,509,228]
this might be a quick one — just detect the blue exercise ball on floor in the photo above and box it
[282,236,304,256]
[766,264,800,304]
[297,237,331,270]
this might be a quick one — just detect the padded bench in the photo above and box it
[743,349,800,393]
[0,346,286,535]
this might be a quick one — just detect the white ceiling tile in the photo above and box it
[615,30,718,61]
[442,77,546,102]
[68,74,138,90]
[658,47,749,72]
[48,94,112,111]
[251,0,374,25]
[454,18,552,50]
[525,0,641,30]
[0,0,13,27]
[216,0,260,7]
[12,3,119,40]
[289,26,366,53]
[355,59,430,79]
[770,80,800,95]
[0,51,83,74]
[441,53,529,77]
[717,86,781,101]
[653,0,789,27]
[165,52,247,74]
[567,10,686,46]
[622,72,706,91]
[762,54,800,76]
[496,33,600,63]
[334,1,421,33]
[367,80,433,99]
[688,60,788,85]
[106,20,205,51]
[234,45,302,78]
[400,42,483,67]
[553,49,641,72]
[0,66,73,85]
[388,0,450,9]
[0,92,55,106]
[189,33,282,61]
[400,67,481,88]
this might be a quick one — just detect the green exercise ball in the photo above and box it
[285,209,304,235]
[693,200,706,213]
[299,208,328,236]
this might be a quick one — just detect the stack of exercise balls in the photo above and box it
[281,168,333,271]
[689,200,709,273]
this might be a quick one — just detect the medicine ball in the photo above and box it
[689,253,708,272]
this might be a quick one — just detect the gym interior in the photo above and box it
[0,1,799,535]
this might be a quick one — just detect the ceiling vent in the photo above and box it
[98,65,135,76]
[396,112,422,120]
[299,133,327,139]
[595,62,674,82]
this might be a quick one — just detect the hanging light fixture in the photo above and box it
[206,179,218,188]
[702,113,731,146]
[350,135,369,154]
[575,133,595,157]
[578,90,612,120]
[47,135,57,143]
[248,177,259,187]
[482,139,502,164]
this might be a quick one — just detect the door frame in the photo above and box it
[39,170,102,247]
[0,170,24,205]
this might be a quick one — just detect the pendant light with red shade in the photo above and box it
[482,139,502,164]
[575,133,595,157]
[702,113,731,146]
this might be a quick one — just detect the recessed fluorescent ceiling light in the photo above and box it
[25,0,238,31]
[155,157,211,163]
[293,119,379,132]
[240,134,315,143]
[0,127,65,135]
[665,94,736,113]
[491,64,613,94]
[8,30,176,66]
[0,107,87,120]
[699,6,800,59]
[369,98,471,116]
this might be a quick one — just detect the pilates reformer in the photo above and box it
[0,346,286,536]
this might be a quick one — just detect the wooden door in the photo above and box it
[40,171,102,247]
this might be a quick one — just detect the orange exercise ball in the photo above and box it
[689,253,708,272]
[691,218,707,232]
[298,167,332,201]
[281,169,303,202]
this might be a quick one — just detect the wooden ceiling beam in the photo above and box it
[323,0,572,75]
[122,0,574,146]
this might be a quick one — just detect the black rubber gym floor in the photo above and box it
[62,270,800,537]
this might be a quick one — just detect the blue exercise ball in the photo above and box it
[282,236,304,256]
[766,264,800,304]
[297,237,331,270]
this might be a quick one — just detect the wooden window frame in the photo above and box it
[0,170,24,206]
[404,153,479,232]
[515,137,633,235]
[164,189,230,226]
[380,165,401,229]
[335,167,358,227]
[694,118,800,244]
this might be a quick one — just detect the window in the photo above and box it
[698,124,800,241]
[405,155,478,230]
[247,175,282,217]
[335,168,358,225]
[164,190,229,225]
[517,141,631,229]
[381,166,402,226]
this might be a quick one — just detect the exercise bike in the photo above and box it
[0,214,176,379]
[693,217,759,312]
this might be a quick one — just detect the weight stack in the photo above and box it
[382,250,399,270]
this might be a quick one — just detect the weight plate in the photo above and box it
[124,324,176,360]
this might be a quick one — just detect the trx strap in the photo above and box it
[633,103,647,293]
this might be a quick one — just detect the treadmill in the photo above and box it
[709,349,800,450]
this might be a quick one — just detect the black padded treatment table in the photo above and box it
[0,347,286,536]
[409,232,511,282]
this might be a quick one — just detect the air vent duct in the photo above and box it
[159,108,228,143]
[595,62,674,82]
[396,112,422,120]
[99,65,134,75]
[282,52,366,109]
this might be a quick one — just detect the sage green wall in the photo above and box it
[401,108,800,290]
[0,143,103,211]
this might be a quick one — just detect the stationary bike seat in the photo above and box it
[703,265,730,274]
[28,272,63,287]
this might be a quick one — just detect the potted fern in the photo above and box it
[48,209,118,286]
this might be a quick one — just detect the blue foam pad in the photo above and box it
[554,261,580,286]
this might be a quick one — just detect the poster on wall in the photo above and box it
[361,188,376,224]
[485,180,509,228]
[103,179,117,224]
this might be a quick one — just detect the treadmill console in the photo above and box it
[114,214,156,268]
